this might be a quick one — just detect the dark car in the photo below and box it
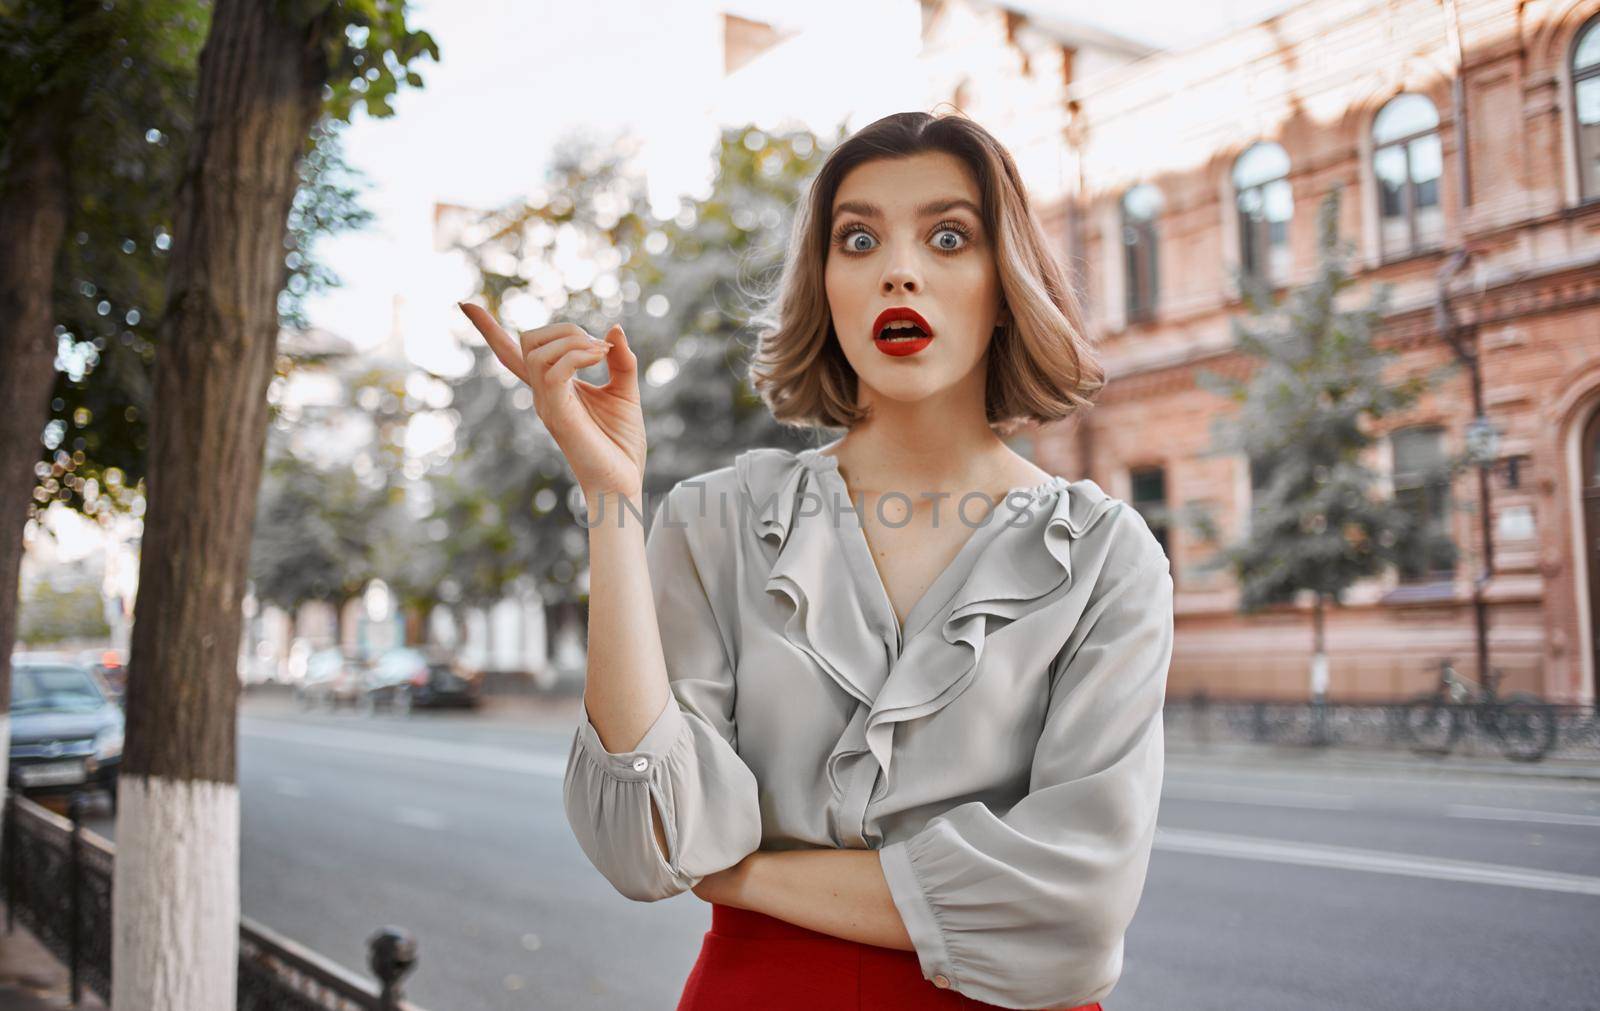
[73,648,127,700]
[361,647,481,715]
[8,661,123,811]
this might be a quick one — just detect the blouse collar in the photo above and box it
[733,445,1121,782]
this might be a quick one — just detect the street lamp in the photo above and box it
[1464,414,1500,467]
[1435,249,1495,683]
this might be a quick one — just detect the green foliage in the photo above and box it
[275,0,440,121]
[249,349,420,616]
[40,119,375,524]
[1193,188,1449,611]
[19,578,110,645]
[279,119,375,328]
[9,0,432,527]
[249,448,387,613]
[442,124,830,601]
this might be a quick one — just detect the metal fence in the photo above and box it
[1,791,429,1010]
[1163,694,1600,763]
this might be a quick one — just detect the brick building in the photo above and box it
[985,0,1600,704]
[714,0,1600,703]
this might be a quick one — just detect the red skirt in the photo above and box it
[676,903,1104,1011]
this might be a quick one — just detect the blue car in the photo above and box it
[8,659,124,812]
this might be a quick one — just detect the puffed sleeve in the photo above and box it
[876,550,1173,1009]
[562,481,764,902]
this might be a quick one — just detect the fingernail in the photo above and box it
[588,335,608,344]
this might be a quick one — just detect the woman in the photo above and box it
[459,110,1172,1011]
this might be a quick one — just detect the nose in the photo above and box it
[880,247,920,296]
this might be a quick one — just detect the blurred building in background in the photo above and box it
[1031,0,1600,705]
[723,0,1600,703]
[238,314,555,687]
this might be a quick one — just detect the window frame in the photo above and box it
[1120,184,1162,325]
[1232,142,1293,289]
[1571,14,1600,204]
[1372,93,1444,261]
[1389,424,1456,584]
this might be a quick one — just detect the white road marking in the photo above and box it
[1155,827,1600,896]
[270,776,309,798]
[394,806,448,831]
[1162,782,1355,810]
[1444,804,1600,829]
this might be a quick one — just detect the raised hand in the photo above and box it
[458,303,646,499]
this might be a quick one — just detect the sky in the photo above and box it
[29,0,1304,567]
[303,0,1301,377]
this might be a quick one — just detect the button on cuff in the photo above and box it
[576,694,686,781]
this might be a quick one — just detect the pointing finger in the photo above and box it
[458,302,529,384]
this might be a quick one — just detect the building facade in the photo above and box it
[1000,0,1600,703]
[721,0,1599,702]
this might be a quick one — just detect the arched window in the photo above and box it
[1572,17,1600,200]
[1391,425,1456,582]
[1233,142,1292,286]
[1121,184,1163,324]
[1373,93,1443,258]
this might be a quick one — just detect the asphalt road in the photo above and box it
[75,692,1600,1011]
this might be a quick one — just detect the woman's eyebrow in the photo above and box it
[831,198,981,223]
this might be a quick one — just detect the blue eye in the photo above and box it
[830,219,976,255]
[845,230,876,253]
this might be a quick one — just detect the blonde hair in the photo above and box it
[748,110,1104,435]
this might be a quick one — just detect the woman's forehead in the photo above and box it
[832,152,981,215]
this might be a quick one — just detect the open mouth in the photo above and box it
[872,307,934,342]
[876,322,931,341]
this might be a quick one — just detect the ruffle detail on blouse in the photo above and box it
[738,448,894,711]
[735,446,1123,787]
[863,473,1120,781]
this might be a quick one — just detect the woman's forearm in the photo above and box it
[722,849,915,951]
[581,488,673,857]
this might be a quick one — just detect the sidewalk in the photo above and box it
[1166,737,1600,782]
[0,903,107,1010]
[241,682,587,732]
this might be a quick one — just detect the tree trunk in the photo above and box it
[332,594,348,651]
[112,2,325,1007]
[0,52,81,873]
[403,602,426,646]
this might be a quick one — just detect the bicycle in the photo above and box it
[1402,658,1558,762]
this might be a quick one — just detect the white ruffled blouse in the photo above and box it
[562,445,1174,1009]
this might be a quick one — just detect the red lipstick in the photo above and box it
[872,307,934,357]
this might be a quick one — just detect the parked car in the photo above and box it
[294,648,370,711]
[7,660,123,811]
[361,647,481,715]
[75,647,127,700]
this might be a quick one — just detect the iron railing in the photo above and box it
[1,790,428,1010]
[1164,694,1600,763]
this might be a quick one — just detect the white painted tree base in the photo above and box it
[111,775,239,1011]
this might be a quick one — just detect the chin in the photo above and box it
[858,372,953,404]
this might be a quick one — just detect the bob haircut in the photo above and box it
[748,110,1104,436]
